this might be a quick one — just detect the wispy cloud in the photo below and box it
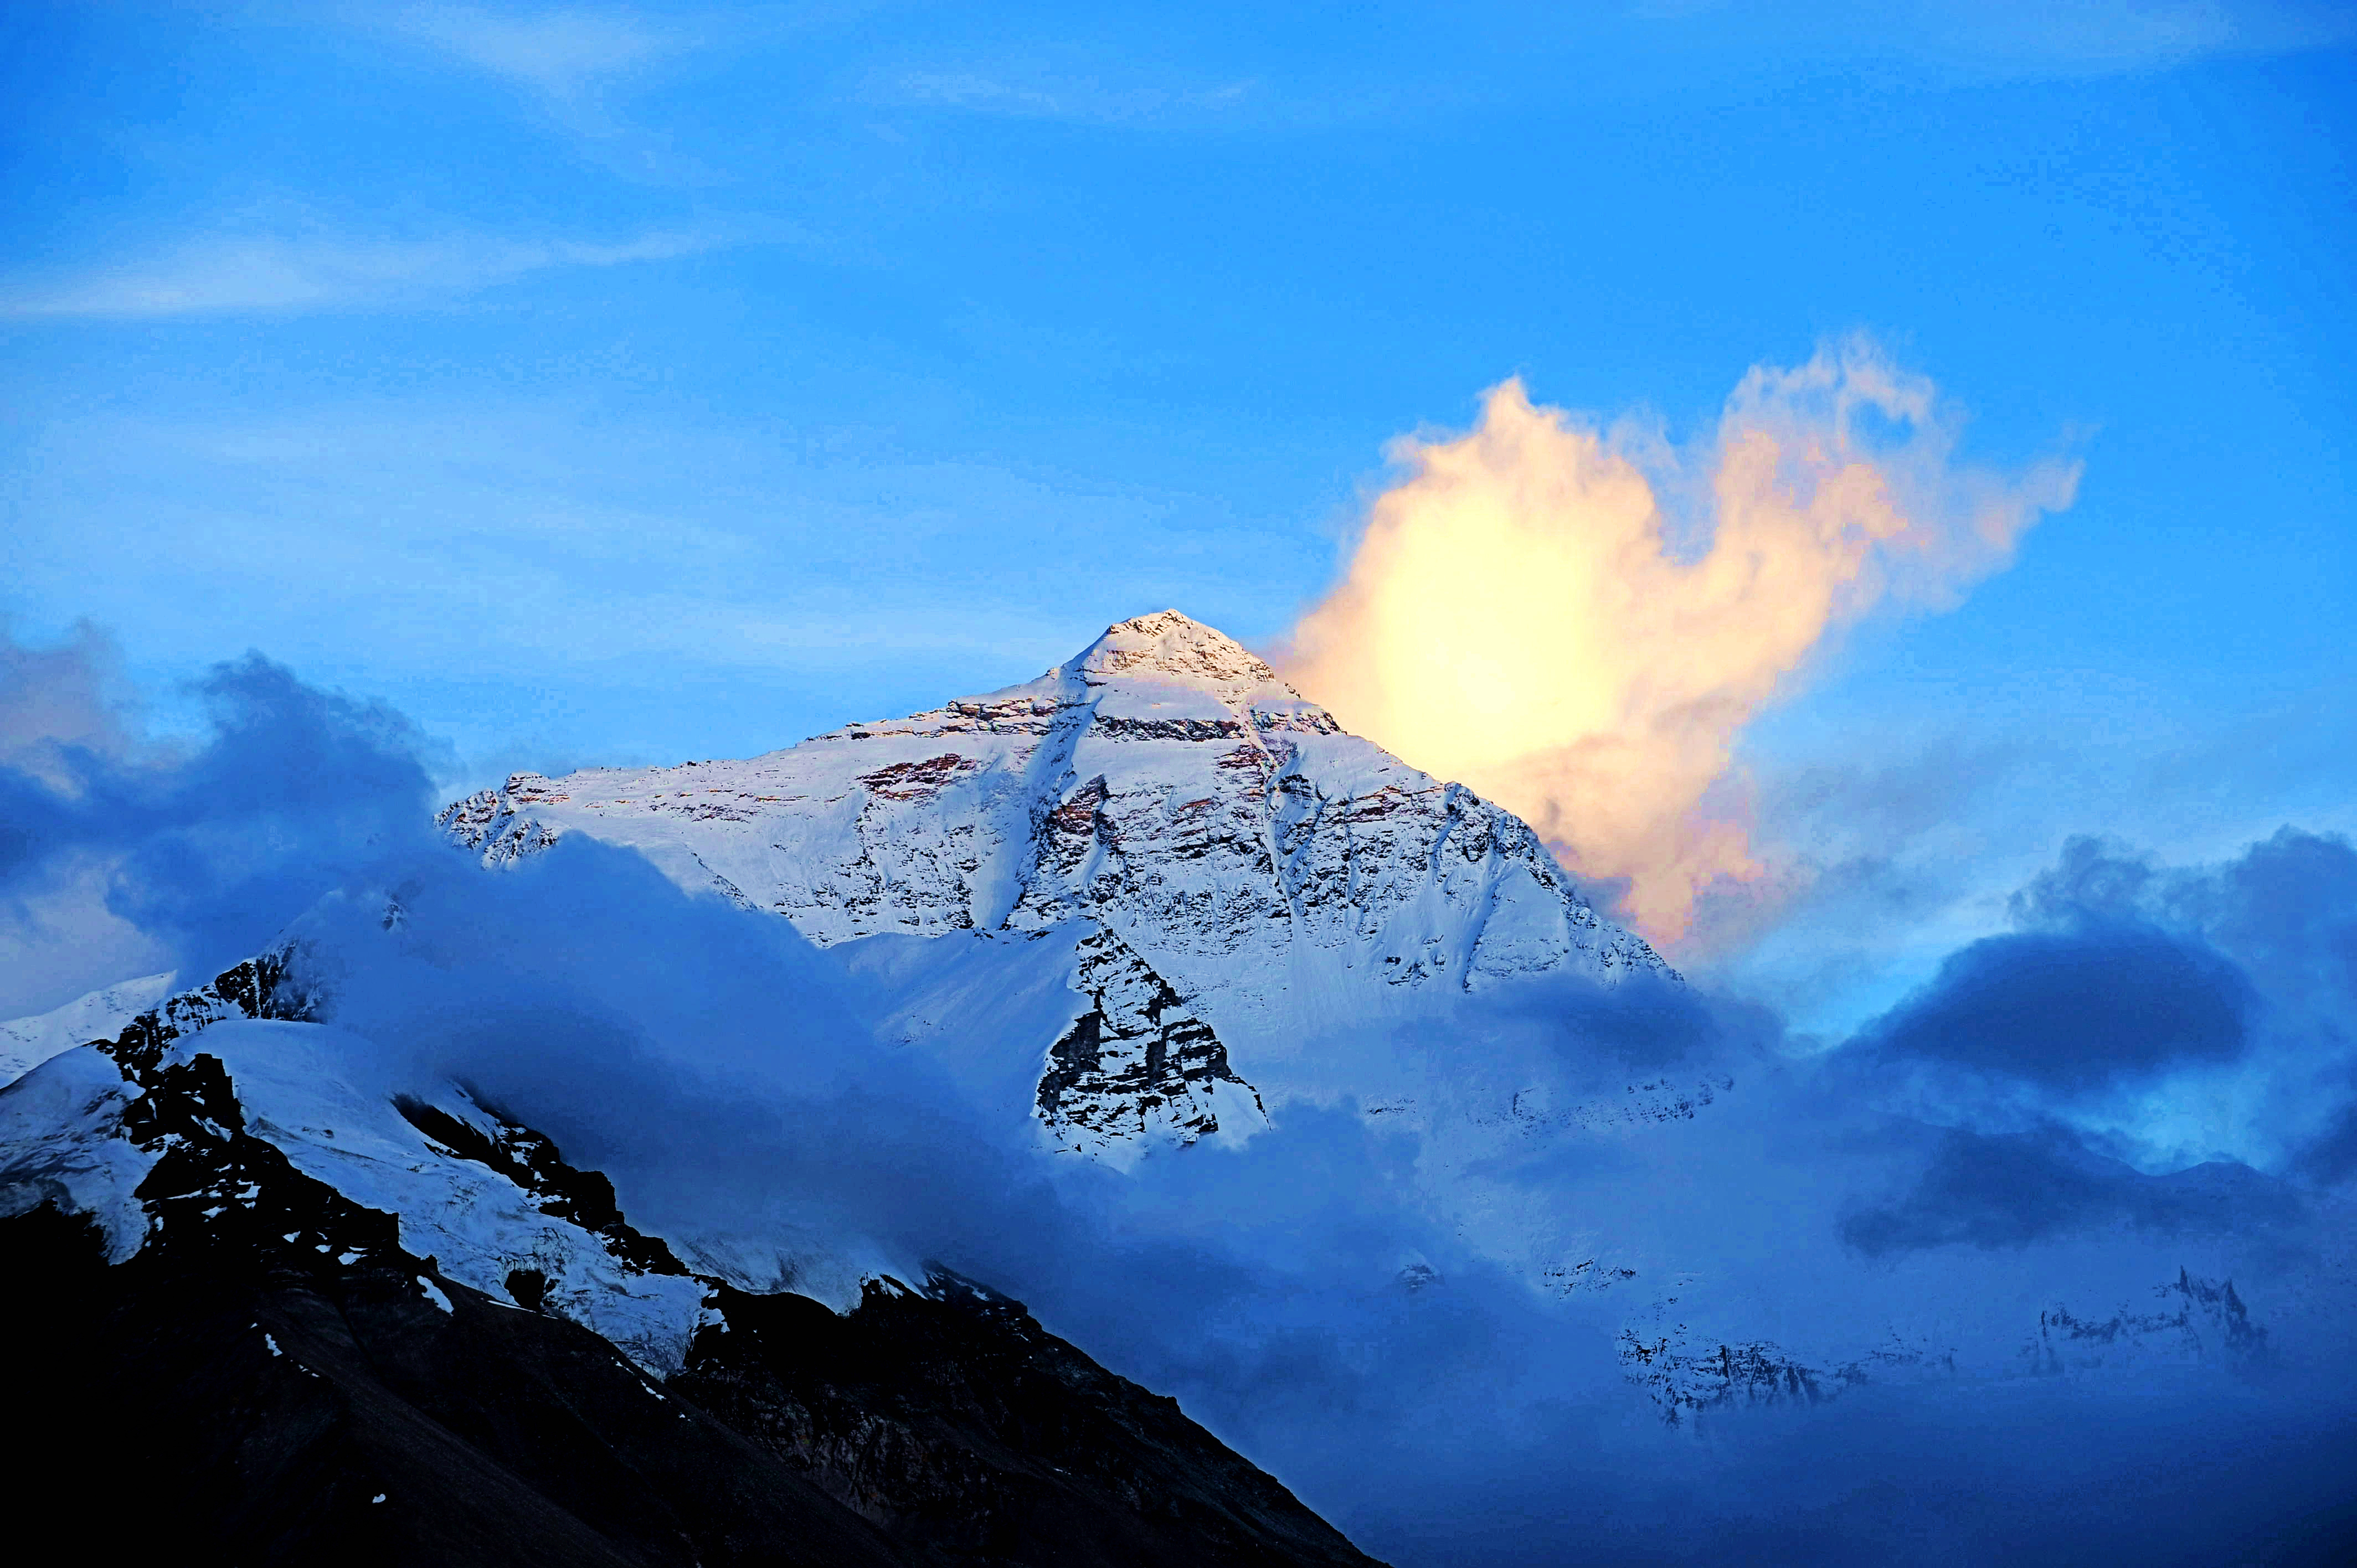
[1903,0,2355,78]
[0,228,729,319]
[863,2,2350,138]
[866,67,1257,125]
[356,5,773,180]
[384,4,703,100]
[1630,0,2357,82]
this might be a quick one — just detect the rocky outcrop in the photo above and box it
[0,1193,909,1568]
[1615,1263,2270,1426]
[1617,1328,1857,1425]
[438,775,566,865]
[393,1098,691,1281]
[0,971,175,1086]
[1488,1075,1737,1135]
[2026,1268,2269,1374]
[1615,1308,1962,1427]
[102,940,323,1077]
[1036,926,1265,1154]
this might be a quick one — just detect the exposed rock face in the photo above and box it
[1617,1327,1864,1425]
[0,1188,914,1568]
[1037,926,1264,1154]
[1481,1075,1738,1137]
[2026,1268,2269,1375]
[3,964,717,1373]
[102,940,323,1076]
[0,1020,1387,1567]
[1612,1262,2272,1427]
[393,1098,691,1281]
[676,1271,1376,1568]
[438,775,567,866]
[434,611,1670,1156]
[1614,1302,1980,1427]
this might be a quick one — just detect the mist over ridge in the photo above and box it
[6,616,2356,1564]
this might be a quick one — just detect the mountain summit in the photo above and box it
[1067,607,1295,691]
[440,611,1669,1156]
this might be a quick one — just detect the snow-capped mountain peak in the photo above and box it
[1068,608,1298,699]
[814,608,1337,753]
[438,611,1670,1157]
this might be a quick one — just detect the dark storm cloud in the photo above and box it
[2006,830,2357,1183]
[1841,1121,2302,1255]
[0,628,439,982]
[1853,922,2256,1091]
[2178,828,2357,1008]
[2014,828,2357,996]
[1831,825,2357,1260]
[1851,828,2357,1103]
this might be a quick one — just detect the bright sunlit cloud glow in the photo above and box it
[1278,338,2081,942]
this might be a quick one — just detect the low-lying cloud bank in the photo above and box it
[1846,827,2357,1170]
[4,626,2354,1565]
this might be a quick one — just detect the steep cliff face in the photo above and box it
[436,611,1668,1155]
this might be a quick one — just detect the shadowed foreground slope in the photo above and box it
[0,1035,1381,1568]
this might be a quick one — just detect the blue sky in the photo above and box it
[4,1,2352,1025]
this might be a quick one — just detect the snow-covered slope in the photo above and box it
[443,610,1658,984]
[439,611,1668,1154]
[0,953,714,1371]
[1,971,176,1086]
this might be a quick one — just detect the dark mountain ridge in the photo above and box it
[0,960,1382,1568]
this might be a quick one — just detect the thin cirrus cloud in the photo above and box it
[867,68,1257,124]
[358,6,767,179]
[1627,0,2353,80]
[0,229,732,320]
[1899,0,2357,76]
[379,3,706,100]
[854,2,2355,135]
